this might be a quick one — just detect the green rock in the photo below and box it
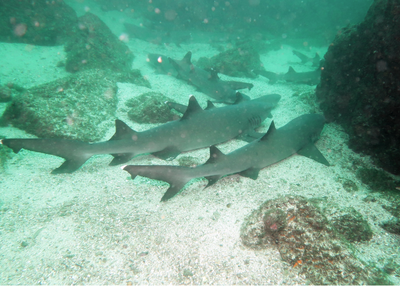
[126,92,180,124]
[65,12,133,73]
[2,69,119,141]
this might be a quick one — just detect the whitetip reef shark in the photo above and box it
[292,50,320,67]
[167,51,254,103]
[255,66,322,85]
[123,114,330,201]
[1,93,280,174]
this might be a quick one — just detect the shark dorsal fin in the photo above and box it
[209,69,220,81]
[182,51,192,65]
[260,121,276,141]
[287,66,297,74]
[205,100,216,110]
[110,120,138,141]
[181,96,203,120]
[205,146,226,164]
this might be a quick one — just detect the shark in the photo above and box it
[1,93,280,174]
[168,51,254,103]
[123,23,191,47]
[123,113,330,201]
[255,66,322,85]
[292,50,320,67]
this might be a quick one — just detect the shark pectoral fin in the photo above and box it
[205,175,222,188]
[161,183,187,201]
[109,153,135,165]
[238,130,263,142]
[297,143,330,166]
[238,167,260,180]
[152,146,181,160]
[51,157,89,174]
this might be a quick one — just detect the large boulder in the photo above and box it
[241,196,388,285]
[316,0,400,175]
[65,12,134,73]
[2,69,120,142]
[0,0,77,45]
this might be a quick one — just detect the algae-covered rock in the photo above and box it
[323,206,373,242]
[196,44,261,78]
[65,12,133,73]
[0,0,78,46]
[126,92,180,124]
[2,69,120,142]
[241,195,389,285]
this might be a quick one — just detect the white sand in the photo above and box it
[0,1,399,284]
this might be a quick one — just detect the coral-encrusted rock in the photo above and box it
[0,0,77,45]
[65,12,134,73]
[2,69,119,142]
[241,196,388,285]
[316,0,400,175]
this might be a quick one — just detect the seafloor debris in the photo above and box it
[240,195,389,284]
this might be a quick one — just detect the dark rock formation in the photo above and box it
[316,0,400,175]
[2,69,120,142]
[65,12,134,73]
[126,92,180,124]
[0,0,77,45]
[241,196,389,285]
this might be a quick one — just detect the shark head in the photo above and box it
[295,114,327,143]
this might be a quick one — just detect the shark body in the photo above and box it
[1,94,280,174]
[256,66,321,85]
[123,114,330,201]
[168,52,253,103]
[292,50,320,67]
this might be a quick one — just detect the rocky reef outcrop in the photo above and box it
[316,0,400,175]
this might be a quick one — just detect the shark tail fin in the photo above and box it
[108,120,139,166]
[1,138,92,174]
[122,165,194,201]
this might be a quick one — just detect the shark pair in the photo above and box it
[1,92,330,201]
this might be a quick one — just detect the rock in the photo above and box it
[2,69,119,142]
[323,206,373,242]
[65,12,134,73]
[126,92,180,124]
[0,86,12,102]
[241,195,389,285]
[356,167,398,193]
[196,44,261,78]
[0,0,77,45]
[316,0,400,175]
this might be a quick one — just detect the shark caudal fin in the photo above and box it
[122,165,194,201]
[1,138,92,174]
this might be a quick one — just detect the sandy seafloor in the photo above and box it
[0,1,400,284]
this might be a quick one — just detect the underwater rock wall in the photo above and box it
[316,0,400,175]
[0,0,77,46]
